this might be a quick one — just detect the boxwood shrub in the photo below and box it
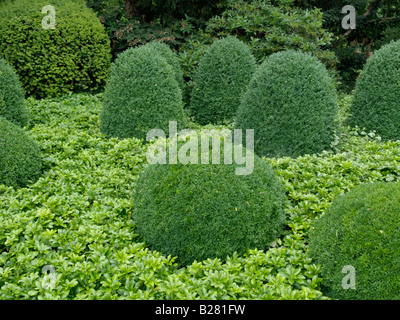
[0,0,111,99]
[132,131,287,266]
[0,58,28,127]
[347,40,400,141]
[189,36,256,125]
[0,116,41,188]
[100,46,186,141]
[144,41,184,90]
[235,50,339,158]
[309,182,400,300]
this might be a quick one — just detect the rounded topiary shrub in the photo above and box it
[133,131,287,265]
[0,58,28,127]
[235,50,339,158]
[309,182,400,300]
[347,40,400,141]
[0,0,111,99]
[0,117,42,188]
[189,36,257,125]
[144,41,184,90]
[100,46,186,141]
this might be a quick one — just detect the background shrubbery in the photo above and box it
[0,0,111,99]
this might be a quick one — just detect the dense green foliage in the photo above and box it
[298,0,400,91]
[144,41,184,90]
[309,182,400,300]
[235,50,339,158]
[204,0,335,66]
[100,45,186,140]
[2,93,400,299]
[0,117,41,188]
[133,132,287,265]
[347,40,400,141]
[189,37,256,125]
[179,0,336,81]
[86,0,226,60]
[0,0,111,99]
[0,58,28,127]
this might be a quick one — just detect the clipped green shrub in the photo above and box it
[309,182,400,300]
[235,50,339,158]
[347,40,400,141]
[132,131,287,265]
[189,36,257,125]
[0,116,41,188]
[0,58,28,127]
[100,45,186,141]
[0,0,111,99]
[144,41,184,90]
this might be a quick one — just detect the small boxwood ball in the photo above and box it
[189,36,256,125]
[132,132,287,265]
[100,45,186,141]
[0,116,42,188]
[309,182,400,300]
[347,40,400,141]
[0,58,28,127]
[235,50,339,158]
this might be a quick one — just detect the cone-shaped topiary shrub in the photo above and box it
[347,40,400,141]
[309,182,400,300]
[0,117,41,188]
[100,46,186,141]
[132,130,287,266]
[144,41,184,90]
[0,58,28,127]
[0,0,111,99]
[235,50,339,158]
[189,36,257,125]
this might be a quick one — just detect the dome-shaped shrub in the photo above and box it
[0,58,28,127]
[132,131,287,265]
[347,40,400,141]
[144,41,184,90]
[189,36,257,125]
[100,46,186,140]
[0,0,111,99]
[309,182,400,300]
[0,117,41,188]
[235,50,339,158]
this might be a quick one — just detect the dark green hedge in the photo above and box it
[347,40,400,141]
[144,41,184,90]
[0,116,42,188]
[309,182,400,300]
[189,36,256,125]
[0,58,28,127]
[235,50,339,158]
[0,0,111,99]
[100,45,186,141]
[132,132,287,265]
